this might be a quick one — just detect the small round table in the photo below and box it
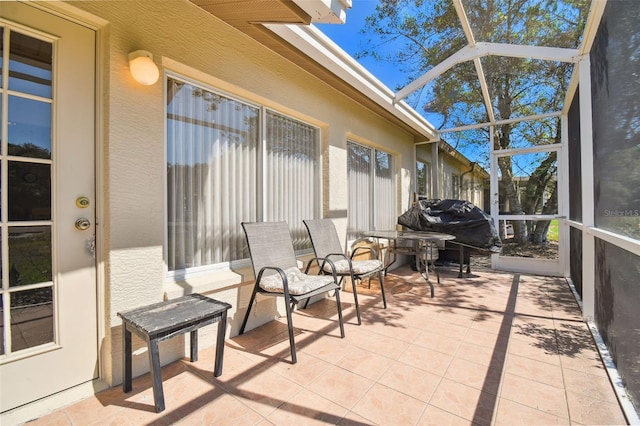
[363,230,455,297]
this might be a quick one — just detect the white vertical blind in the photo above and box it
[265,111,319,250]
[347,142,372,238]
[166,78,318,272]
[417,161,432,197]
[347,142,396,238]
[166,78,259,270]
[374,150,396,230]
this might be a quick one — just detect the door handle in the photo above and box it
[75,218,91,231]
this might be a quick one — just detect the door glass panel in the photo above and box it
[497,151,558,215]
[8,95,52,158]
[8,162,51,221]
[8,226,52,287]
[10,287,54,351]
[0,27,4,88]
[8,31,52,98]
[0,294,4,355]
[1,11,65,367]
[499,219,559,259]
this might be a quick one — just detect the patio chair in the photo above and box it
[303,219,387,326]
[239,221,345,364]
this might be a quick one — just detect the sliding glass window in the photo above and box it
[347,141,396,239]
[166,76,319,273]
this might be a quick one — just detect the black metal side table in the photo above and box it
[117,293,232,412]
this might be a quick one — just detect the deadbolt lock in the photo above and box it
[75,218,91,231]
[76,196,90,208]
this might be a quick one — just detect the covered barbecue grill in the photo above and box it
[398,199,502,276]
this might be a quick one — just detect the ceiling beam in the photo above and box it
[439,111,562,133]
[395,42,580,103]
[453,0,496,125]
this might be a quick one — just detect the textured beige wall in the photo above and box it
[71,0,416,385]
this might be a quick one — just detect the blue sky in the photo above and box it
[315,1,406,92]
[315,1,447,130]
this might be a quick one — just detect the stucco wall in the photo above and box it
[72,0,416,385]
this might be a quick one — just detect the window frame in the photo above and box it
[164,73,321,279]
[346,140,397,238]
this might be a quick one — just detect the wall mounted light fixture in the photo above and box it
[128,50,159,85]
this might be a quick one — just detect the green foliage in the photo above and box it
[548,219,558,242]
[359,0,588,244]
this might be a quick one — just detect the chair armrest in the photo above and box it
[350,246,379,260]
[256,266,288,290]
[304,257,338,281]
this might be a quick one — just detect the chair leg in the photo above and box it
[283,297,297,364]
[334,288,345,338]
[378,270,387,309]
[349,273,362,325]
[240,283,260,335]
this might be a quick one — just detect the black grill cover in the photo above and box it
[398,199,502,252]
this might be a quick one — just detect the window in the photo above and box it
[166,76,319,273]
[347,141,396,238]
[416,161,432,197]
[452,173,460,199]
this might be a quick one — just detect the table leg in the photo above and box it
[458,244,464,278]
[190,330,198,362]
[147,338,165,413]
[214,311,227,377]
[122,326,132,393]
[418,242,435,298]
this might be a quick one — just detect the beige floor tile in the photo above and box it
[267,351,333,386]
[23,269,629,426]
[416,404,481,426]
[455,341,506,367]
[397,344,454,377]
[494,397,570,425]
[413,330,462,355]
[444,357,503,395]
[504,353,564,387]
[27,409,73,426]
[337,410,375,425]
[306,365,374,409]
[558,348,608,377]
[360,318,422,343]
[336,346,394,381]
[298,333,350,363]
[565,390,627,425]
[343,327,411,360]
[562,367,619,404]
[228,369,303,417]
[265,388,349,426]
[429,378,497,425]
[463,328,511,353]
[170,391,263,425]
[506,336,561,366]
[415,317,470,340]
[469,315,514,335]
[351,383,427,425]
[378,361,442,402]
[500,373,569,419]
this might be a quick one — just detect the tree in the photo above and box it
[358,0,588,244]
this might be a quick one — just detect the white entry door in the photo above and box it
[0,2,98,412]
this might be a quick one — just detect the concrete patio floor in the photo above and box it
[29,265,627,425]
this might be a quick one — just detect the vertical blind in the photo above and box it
[166,77,318,271]
[347,141,396,238]
[416,161,432,197]
[374,150,396,230]
[265,111,319,249]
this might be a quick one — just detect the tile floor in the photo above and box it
[30,266,628,425]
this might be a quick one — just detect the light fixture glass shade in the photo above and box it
[128,50,159,85]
